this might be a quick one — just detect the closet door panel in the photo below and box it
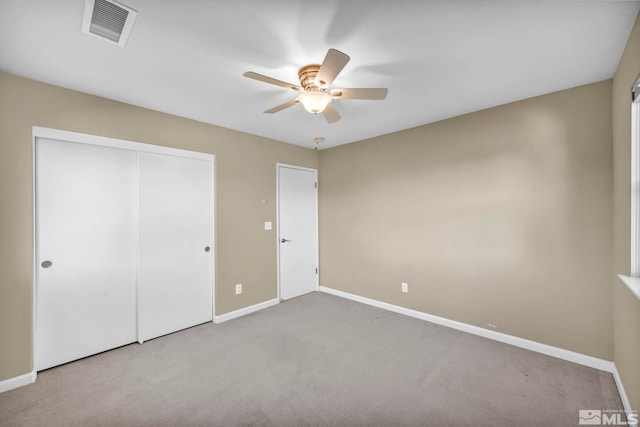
[36,138,137,370]
[138,152,213,341]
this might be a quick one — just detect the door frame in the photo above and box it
[276,163,319,301]
[32,126,216,370]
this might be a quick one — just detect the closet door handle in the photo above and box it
[41,260,53,268]
[281,238,290,243]
[205,246,211,252]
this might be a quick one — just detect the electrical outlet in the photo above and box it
[401,282,408,293]
[235,283,242,295]
[264,221,272,231]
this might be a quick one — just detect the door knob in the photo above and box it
[41,260,53,268]
[281,238,290,243]
[205,246,211,252]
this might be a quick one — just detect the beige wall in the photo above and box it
[319,81,613,360]
[0,72,318,382]
[613,12,640,411]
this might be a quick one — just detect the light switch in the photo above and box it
[264,221,272,231]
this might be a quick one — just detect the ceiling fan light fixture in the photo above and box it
[299,91,332,114]
[243,48,387,124]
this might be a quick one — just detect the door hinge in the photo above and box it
[314,182,317,189]
[315,268,318,274]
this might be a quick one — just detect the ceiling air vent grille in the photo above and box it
[82,0,137,47]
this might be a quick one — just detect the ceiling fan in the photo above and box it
[243,49,388,123]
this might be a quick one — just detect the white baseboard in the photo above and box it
[613,365,634,415]
[0,370,36,393]
[213,298,279,324]
[319,286,615,373]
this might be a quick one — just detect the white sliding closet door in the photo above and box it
[137,152,213,342]
[36,138,137,370]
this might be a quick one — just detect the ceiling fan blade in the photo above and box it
[264,98,299,114]
[330,88,388,100]
[315,49,350,88]
[243,71,302,91]
[322,103,341,123]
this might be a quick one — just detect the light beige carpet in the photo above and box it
[0,292,623,426]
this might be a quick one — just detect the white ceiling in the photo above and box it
[0,1,639,150]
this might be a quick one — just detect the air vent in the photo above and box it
[82,0,137,47]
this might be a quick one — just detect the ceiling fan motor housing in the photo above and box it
[298,64,323,91]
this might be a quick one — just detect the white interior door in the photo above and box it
[137,152,214,342]
[278,165,318,300]
[36,138,137,370]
